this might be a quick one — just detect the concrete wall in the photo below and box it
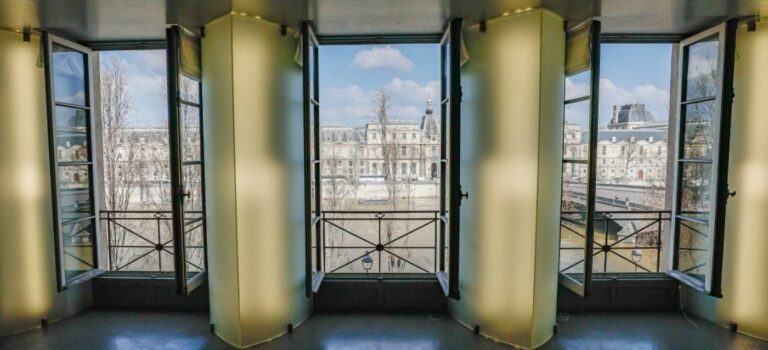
[449,9,564,348]
[203,15,310,348]
[681,21,768,342]
[0,30,92,336]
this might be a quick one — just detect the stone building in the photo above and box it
[564,104,668,187]
[319,100,441,182]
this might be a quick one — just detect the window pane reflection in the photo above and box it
[680,162,711,220]
[685,36,719,100]
[683,100,715,160]
[53,44,87,106]
[676,219,708,281]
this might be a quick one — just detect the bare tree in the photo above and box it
[100,57,142,269]
[373,88,412,272]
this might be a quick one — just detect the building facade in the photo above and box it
[318,100,441,182]
[564,104,669,187]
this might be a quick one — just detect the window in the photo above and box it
[401,145,407,156]
[668,20,737,297]
[558,19,737,299]
[166,25,208,295]
[44,33,101,290]
[558,20,600,297]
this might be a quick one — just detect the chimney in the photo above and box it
[612,105,619,124]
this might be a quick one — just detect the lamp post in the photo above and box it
[631,248,643,272]
[362,253,373,274]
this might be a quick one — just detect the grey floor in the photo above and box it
[1,310,767,349]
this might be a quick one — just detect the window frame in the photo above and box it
[166,25,209,295]
[667,20,738,297]
[43,32,104,291]
[303,22,324,296]
[558,20,602,298]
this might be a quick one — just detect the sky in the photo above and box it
[99,43,671,130]
[319,44,440,126]
[566,43,673,129]
[99,50,167,126]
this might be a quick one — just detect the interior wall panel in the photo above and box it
[449,9,564,348]
[201,15,242,347]
[202,15,310,348]
[0,30,92,337]
[681,21,768,342]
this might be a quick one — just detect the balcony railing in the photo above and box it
[560,210,670,274]
[100,210,204,273]
[319,211,441,274]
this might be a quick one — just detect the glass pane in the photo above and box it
[565,71,591,101]
[184,211,205,274]
[181,105,201,161]
[563,100,590,161]
[676,219,709,281]
[58,165,92,223]
[310,162,317,216]
[179,74,200,103]
[680,162,712,220]
[311,221,318,272]
[55,106,89,162]
[309,45,316,100]
[683,100,715,160]
[560,165,588,276]
[182,164,203,212]
[685,36,719,101]
[62,218,97,281]
[52,44,87,106]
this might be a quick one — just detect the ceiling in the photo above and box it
[0,0,762,42]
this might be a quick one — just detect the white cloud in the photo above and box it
[384,78,439,105]
[563,78,670,128]
[321,78,439,125]
[599,79,669,125]
[352,46,415,71]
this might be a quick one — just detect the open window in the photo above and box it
[438,18,464,299]
[303,22,324,296]
[43,33,104,290]
[668,20,737,297]
[558,20,601,298]
[167,25,208,295]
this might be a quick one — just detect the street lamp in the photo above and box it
[362,253,373,274]
[631,248,643,272]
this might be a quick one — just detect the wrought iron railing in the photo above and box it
[100,210,204,272]
[319,211,441,274]
[560,210,670,274]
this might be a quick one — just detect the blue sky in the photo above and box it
[320,44,440,126]
[104,43,671,130]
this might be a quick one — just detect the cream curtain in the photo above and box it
[179,29,201,79]
[565,22,591,75]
